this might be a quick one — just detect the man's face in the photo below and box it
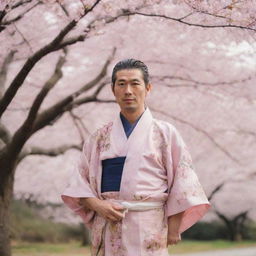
[112,69,151,113]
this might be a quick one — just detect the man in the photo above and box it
[61,59,210,256]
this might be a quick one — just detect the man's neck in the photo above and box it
[120,108,145,124]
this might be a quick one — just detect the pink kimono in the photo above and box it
[61,108,210,256]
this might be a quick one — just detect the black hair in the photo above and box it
[111,59,149,86]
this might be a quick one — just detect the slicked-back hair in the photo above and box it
[111,59,149,86]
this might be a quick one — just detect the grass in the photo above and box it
[168,240,256,254]
[12,241,90,256]
[10,200,82,243]
[12,240,256,255]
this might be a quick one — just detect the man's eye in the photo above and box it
[118,83,125,86]
[132,83,140,86]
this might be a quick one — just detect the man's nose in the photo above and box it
[124,84,132,94]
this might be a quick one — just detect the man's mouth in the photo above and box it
[123,99,135,102]
[124,99,134,101]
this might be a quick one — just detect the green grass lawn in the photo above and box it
[13,241,91,256]
[168,240,256,254]
[12,240,256,255]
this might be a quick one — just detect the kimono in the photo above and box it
[61,108,210,256]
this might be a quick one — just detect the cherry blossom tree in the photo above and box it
[1,0,256,255]
[0,1,117,255]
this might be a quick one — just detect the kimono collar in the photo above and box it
[108,107,153,157]
[120,111,144,138]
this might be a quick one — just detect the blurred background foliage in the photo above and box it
[10,199,256,244]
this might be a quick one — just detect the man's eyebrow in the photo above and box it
[117,78,141,82]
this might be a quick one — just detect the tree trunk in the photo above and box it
[227,222,236,241]
[0,168,15,256]
[215,210,249,242]
[81,224,90,246]
[228,222,243,241]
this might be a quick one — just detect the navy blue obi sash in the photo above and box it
[101,157,126,193]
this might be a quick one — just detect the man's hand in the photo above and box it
[79,197,125,222]
[167,231,181,245]
[167,211,184,246]
[94,200,125,222]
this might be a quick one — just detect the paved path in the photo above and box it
[171,247,256,256]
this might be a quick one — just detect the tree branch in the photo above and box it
[0,122,11,145]
[151,75,253,88]
[69,110,89,141]
[54,34,87,50]
[11,0,33,10]
[18,143,82,162]
[0,50,16,98]
[215,128,256,139]
[233,211,249,224]
[0,9,7,32]
[208,182,224,201]
[31,48,115,134]
[6,53,66,158]
[69,81,108,108]
[150,107,240,164]
[13,22,33,53]
[104,11,256,32]
[2,1,41,27]
[0,0,103,118]
[0,20,76,118]
[57,2,70,17]
[186,4,230,20]
[178,12,196,21]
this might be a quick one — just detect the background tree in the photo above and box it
[1,1,256,255]
[0,1,118,255]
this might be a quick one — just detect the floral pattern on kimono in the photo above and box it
[133,194,148,201]
[172,145,207,205]
[164,125,210,233]
[108,221,127,256]
[152,121,169,169]
[142,208,168,254]
[170,146,208,204]
[94,122,113,153]
[90,215,107,256]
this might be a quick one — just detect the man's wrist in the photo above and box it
[168,228,180,235]
[78,198,84,207]
[79,197,100,211]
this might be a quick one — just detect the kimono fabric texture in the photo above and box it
[61,108,210,256]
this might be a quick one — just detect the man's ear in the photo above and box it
[146,83,152,94]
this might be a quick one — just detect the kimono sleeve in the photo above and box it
[165,126,210,233]
[61,139,97,228]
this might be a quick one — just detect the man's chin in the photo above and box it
[123,105,137,113]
